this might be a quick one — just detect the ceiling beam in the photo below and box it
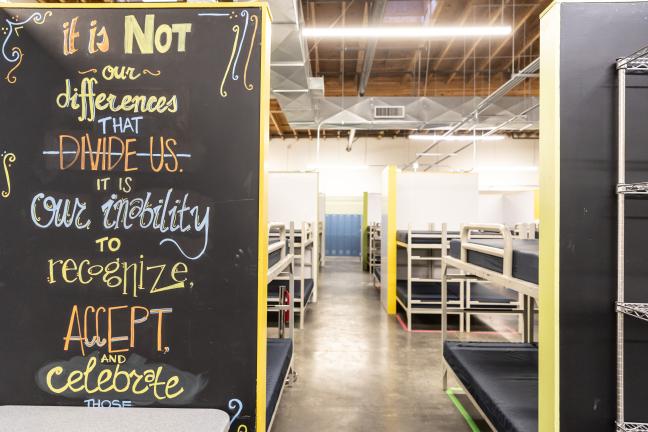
[340,1,346,94]
[357,0,388,96]
[269,112,284,137]
[469,3,540,81]
[354,0,369,86]
[402,0,445,87]
[309,1,321,76]
[503,31,539,73]
[445,2,506,85]
[430,2,474,72]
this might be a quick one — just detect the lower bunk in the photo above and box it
[266,338,294,430]
[268,279,314,328]
[443,341,538,432]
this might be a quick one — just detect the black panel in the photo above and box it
[560,3,648,429]
[0,6,262,430]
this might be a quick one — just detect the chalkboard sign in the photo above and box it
[0,4,269,431]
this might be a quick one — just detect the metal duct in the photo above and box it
[358,0,388,96]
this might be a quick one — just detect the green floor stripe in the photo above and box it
[446,387,481,432]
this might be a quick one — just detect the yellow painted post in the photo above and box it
[256,4,272,432]
[539,3,561,431]
[386,166,397,314]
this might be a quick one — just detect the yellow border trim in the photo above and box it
[386,166,397,314]
[539,4,560,432]
[2,3,271,430]
[2,2,271,10]
[257,5,271,432]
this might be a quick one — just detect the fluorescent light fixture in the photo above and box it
[306,164,369,171]
[303,26,511,39]
[416,152,458,157]
[409,134,505,142]
[476,166,538,172]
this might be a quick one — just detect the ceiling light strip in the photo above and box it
[302,26,512,39]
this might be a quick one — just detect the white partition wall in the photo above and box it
[477,190,536,225]
[396,172,479,230]
[268,172,319,301]
[367,192,381,224]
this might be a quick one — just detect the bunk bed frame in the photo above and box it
[395,224,463,332]
[266,223,297,431]
[441,224,539,432]
[270,221,316,328]
[369,223,381,289]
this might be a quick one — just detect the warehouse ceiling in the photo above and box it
[36,0,548,138]
[270,0,547,138]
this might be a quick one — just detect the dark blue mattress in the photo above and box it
[269,248,282,269]
[444,341,538,432]
[469,282,519,304]
[449,239,538,284]
[397,230,460,244]
[396,280,461,305]
[266,338,292,426]
[268,279,314,303]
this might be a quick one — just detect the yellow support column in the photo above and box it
[539,3,561,431]
[385,166,397,314]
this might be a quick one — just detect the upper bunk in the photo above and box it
[443,224,538,300]
[396,228,460,249]
[268,223,294,284]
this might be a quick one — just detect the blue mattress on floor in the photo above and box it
[266,338,293,426]
[469,282,519,304]
[396,280,461,305]
[444,341,538,432]
[268,279,314,303]
[449,239,538,284]
[396,230,460,244]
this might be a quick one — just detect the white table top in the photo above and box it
[0,406,230,432]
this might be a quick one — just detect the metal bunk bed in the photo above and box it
[441,224,539,432]
[369,223,381,288]
[463,224,533,333]
[266,223,296,431]
[395,224,463,332]
[615,46,648,432]
[269,221,316,328]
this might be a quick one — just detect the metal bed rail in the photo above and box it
[271,221,316,328]
[396,224,465,331]
[266,222,297,432]
[440,223,540,431]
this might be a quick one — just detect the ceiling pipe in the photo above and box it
[423,103,539,171]
[357,0,387,96]
[404,57,540,170]
[347,128,356,152]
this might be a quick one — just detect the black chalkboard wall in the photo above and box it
[0,4,267,431]
[543,2,648,430]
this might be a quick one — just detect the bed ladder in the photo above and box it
[615,49,648,432]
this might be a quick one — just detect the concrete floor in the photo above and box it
[271,258,475,432]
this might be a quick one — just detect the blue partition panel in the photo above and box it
[325,214,361,256]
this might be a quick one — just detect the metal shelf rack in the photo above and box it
[616,45,648,432]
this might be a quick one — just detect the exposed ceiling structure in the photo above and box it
[270,0,548,138]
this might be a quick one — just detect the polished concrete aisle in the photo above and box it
[271,258,472,432]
